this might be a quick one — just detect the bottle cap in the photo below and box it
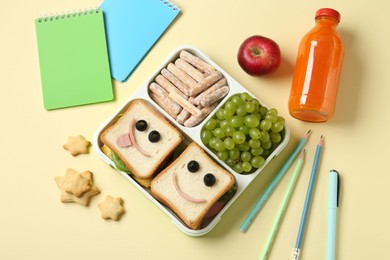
[315,8,340,23]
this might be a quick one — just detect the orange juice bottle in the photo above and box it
[288,8,344,122]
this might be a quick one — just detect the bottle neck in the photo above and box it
[315,16,339,28]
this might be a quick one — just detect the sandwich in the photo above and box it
[151,142,236,230]
[100,99,183,185]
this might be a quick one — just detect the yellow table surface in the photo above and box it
[2,1,389,259]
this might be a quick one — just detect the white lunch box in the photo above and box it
[93,45,290,236]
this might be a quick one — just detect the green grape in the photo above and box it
[209,137,219,148]
[205,118,217,130]
[230,115,244,128]
[277,116,285,124]
[214,139,226,152]
[271,121,284,133]
[259,106,268,117]
[217,150,229,161]
[213,128,225,139]
[242,161,252,172]
[248,139,261,149]
[232,131,246,144]
[241,151,252,162]
[224,137,235,150]
[233,163,243,174]
[244,114,260,128]
[267,108,278,116]
[225,108,236,117]
[251,156,265,168]
[260,130,270,143]
[250,99,260,113]
[237,142,250,152]
[225,126,236,137]
[245,101,255,113]
[241,92,251,102]
[270,132,282,143]
[262,140,272,150]
[224,101,238,112]
[265,113,278,123]
[238,125,250,135]
[216,108,225,120]
[260,119,272,131]
[229,147,240,160]
[253,112,261,119]
[249,128,261,139]
[201,129,212,144]
[223,109,234,120]
[236,105,247,117]
[220,120,230,130]
[225,158,235,168]
[232,95,245,106]
[251,147,264,156]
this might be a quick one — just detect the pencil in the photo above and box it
[260,149,306,260]
[293,135,324,260]
[240,129,312,233]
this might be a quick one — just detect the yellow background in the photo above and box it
[1,0,389,259]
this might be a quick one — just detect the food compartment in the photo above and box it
[93,97,237,235]
[147,48,230,128]
[200,92,288,175]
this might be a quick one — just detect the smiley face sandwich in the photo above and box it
[100,99,183,183]
[151,142,236,230]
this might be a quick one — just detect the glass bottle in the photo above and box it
[288,8,344,122]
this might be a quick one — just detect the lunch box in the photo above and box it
[93,45,290,236]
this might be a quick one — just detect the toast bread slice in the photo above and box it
[100,99,182,179]
[151,142,235,229]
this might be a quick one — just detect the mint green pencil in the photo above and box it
[260,149,306,260]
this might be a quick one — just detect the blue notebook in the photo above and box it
[100,0,180,82]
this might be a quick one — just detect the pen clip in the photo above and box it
[331,169,340,207]
[336,171,340,207]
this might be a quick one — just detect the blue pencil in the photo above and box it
[292,135,324,260]
[240,129,312,233]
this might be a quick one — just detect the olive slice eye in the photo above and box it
[135,120,147,131]
[187,160,199,172]
[203,173,216,187]
[148,130,160,142]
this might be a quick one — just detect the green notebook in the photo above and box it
[35,8,113,110]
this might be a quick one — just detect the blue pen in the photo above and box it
[293,135,324,260]
[327,170,340,260]
[240,129,311,233]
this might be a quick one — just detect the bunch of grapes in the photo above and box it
[201,93,285,174]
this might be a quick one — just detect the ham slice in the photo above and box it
[115,118,151,157]
[128,119,151,157]
[116,133,132,147]
[172,171,206,203]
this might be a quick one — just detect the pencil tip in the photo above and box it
[319,135,324,146]
[304,129,312,139]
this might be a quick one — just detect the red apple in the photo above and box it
[237,35,281,76]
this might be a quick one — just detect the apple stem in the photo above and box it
[250,46,263,57]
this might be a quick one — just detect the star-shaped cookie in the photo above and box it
[55,169,100,206]
[61,168,91,197]
[63,135,91,156]
[98,195,125,221]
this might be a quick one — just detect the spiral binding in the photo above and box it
[160,0,179,11]
[37,7,100,23]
